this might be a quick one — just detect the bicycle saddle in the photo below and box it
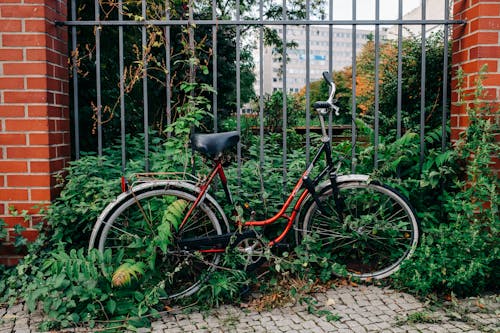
[190,131,240,158]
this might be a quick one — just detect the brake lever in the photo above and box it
[332,105,340,116]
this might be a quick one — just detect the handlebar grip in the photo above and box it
[313,101,332,109]
[322,71,333,85]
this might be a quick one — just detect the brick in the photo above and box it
[460,31,499,50]
[480,73,500,87]
[9,202,48,214]
[7,175,53,187]
[27,105,63,117]
[0,134,27,146]
[6,146,52,159]
[0,49,23,61]
[30,159,64,173]
[0,77,25,90]
[21,230,40,242]
[1,33,50,48]
[53,119,70,131]
[0,19,22,32]
[4,119,49,132]
[459,115,471,127]
[460,59,498,73]
[0,216,28,229]
[3,91,50,104]
[475,17,500,30]
[3,62,48,76]
[0,257,23,266]
[27,77,61,91]
[0,189,29,201]
[452,49,469,65]
[28,133,51,145]
[24,19,56,34]
[54,92,69,106]
[26,48,59,63]
[0,105,25,117]
[469,46,500,59]
[30,188,53,201]
[0,5,46,18]
[56,144,71,157]
[451,103,468,116]
[53,64,69,79]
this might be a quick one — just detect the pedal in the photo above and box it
[272,242,292,251]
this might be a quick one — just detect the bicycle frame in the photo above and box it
[180,135,339,249]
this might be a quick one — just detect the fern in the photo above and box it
[155,199,188,253]
[111,261,146,287]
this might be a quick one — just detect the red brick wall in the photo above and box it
[0,0,69,265]
[451,0,500,175]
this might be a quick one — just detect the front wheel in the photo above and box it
[300,181,419,279]
[91,187,225,300]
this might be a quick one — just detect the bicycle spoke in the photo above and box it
[301,182,418,278]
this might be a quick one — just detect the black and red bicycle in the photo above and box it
[89,72,419,300]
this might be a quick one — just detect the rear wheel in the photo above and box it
[93,187,224,300]
[300,181,419,279]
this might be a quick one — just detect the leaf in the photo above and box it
[155,199,188,253]
[111,262,146,287]
[105,299,117,315]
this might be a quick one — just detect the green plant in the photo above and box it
[396,311,441,325]
[391,67,499,296]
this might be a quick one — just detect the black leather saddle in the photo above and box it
[190,131,240,159]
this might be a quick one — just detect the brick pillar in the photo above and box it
[0,0,69,265]
[451,1,500,144]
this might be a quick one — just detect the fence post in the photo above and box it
[451,0,500,175]
[0,0,69,264]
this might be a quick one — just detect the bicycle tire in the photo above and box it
[92,187,224,300]
[300,180,419,279]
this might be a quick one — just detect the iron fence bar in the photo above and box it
[71,0,79,159]
[373,0,380,169]
[305,0,311,165]
[327,0,333,144]
[212,0,218,132]
[419,0,427,170]
[188,1,195,89]
[59,19,464,27]
[351,0,357,173]
[235,11,241,144]
[94,0,102,156]
[396,0,403,141]
[165,1,171,138]
[396,0,403,178]
[142,0,150,171]
[282,0,288,194]
[236,0,242,189]
[442,0,450,152]
[119,0,126,173]
[258,0,264,176]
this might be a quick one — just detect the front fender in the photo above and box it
[293,174,371,228]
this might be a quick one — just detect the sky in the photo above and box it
[330,0,422,20]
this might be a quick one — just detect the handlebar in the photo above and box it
[313,71,339,116]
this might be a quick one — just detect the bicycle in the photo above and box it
[89,72,419,300]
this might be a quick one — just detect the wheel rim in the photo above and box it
[303,182,418,279]
[98,188,222,299]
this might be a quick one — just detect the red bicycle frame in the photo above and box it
[179,137,337,249]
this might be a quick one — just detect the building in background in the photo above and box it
[383,0,448,39]
[254,26,374,96]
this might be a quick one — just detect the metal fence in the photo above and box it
[61,0,463,181]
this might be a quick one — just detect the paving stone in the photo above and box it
[1,286,498,333]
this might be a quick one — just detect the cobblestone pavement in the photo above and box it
[1,285,498,332]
